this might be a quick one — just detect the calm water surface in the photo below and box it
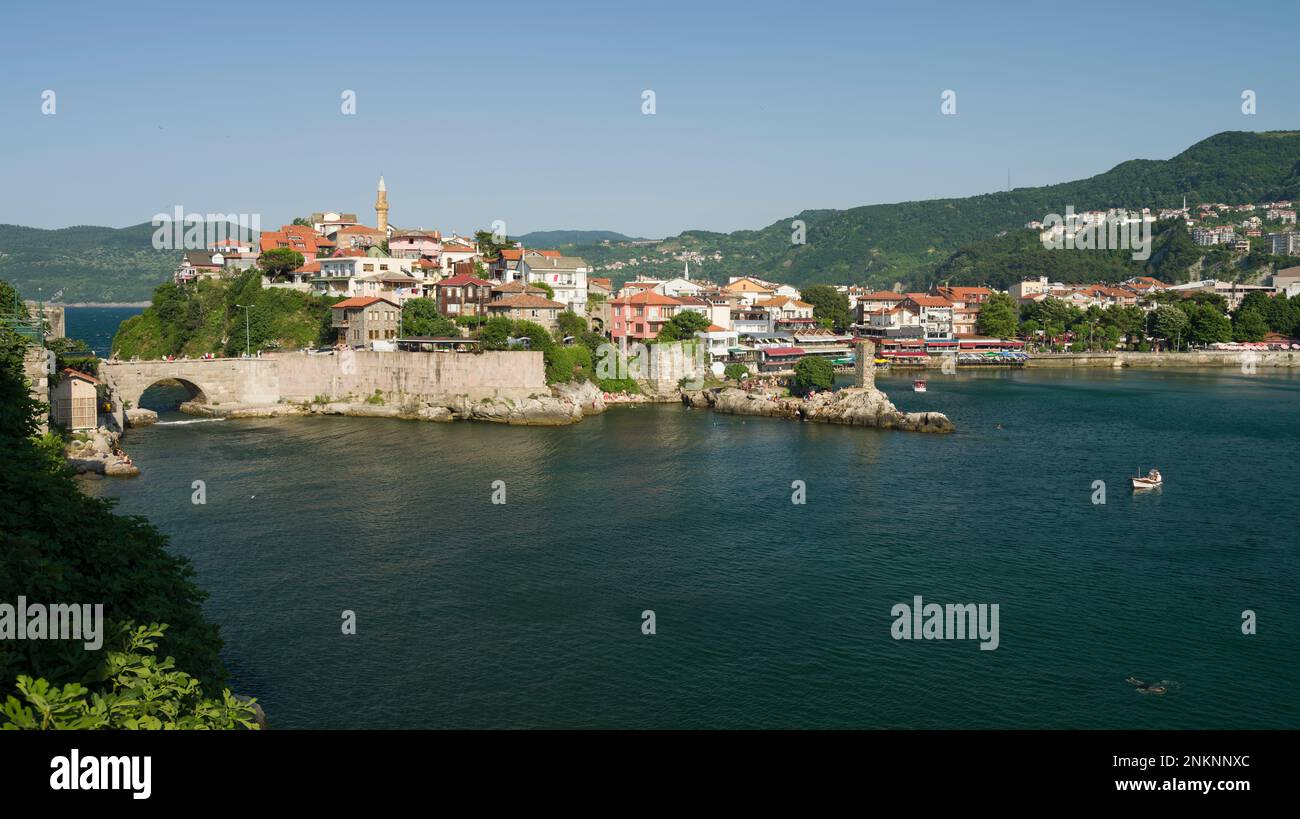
[84,368,1300,728]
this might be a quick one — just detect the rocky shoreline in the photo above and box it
[65,425,141,477]
[682,386,954,433]
[178,380,611,426]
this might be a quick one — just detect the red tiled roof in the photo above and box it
[61,367,99,384]
[437,273,492,287]
[331,296,398,309]
[610,290,684,307]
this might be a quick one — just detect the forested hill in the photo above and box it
[556,130,1300,290]
[0,222,175,303]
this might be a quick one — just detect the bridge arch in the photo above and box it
[134,377,210,412]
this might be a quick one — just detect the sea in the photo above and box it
[63,305,144,357]
[78,365,1300,729]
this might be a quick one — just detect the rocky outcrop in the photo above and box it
[550,380,607,416]
[65,425,140,477]
[686,387,954,433]
[125,408,158,427]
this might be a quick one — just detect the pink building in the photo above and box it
[609,290,685,342]
[389,229,443,262]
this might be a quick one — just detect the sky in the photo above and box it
[1,0,1298,238]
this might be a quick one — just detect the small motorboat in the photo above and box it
[1131,468,1162,490]
[912,379,927,392]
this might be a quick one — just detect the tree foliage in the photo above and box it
[257,247,305,278]
[2,624,259,730]
[0,301,231,707]
[791,356,834,395]
[401,298,458,338]
[800,285,851,331]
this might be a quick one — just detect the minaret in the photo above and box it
[375,174,389,234]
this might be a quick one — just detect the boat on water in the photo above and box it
[912,379,927,392]
[1131,468,1162,490]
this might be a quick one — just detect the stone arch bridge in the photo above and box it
[99,358,282,412]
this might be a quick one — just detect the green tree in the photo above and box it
[724,363,749,381]
[510,320,554,352]
[474,230,514,259]
[800,285,851,331]
[1150,305,1190,348]
[655,310,710,342]
[1184,303,1232,346]
[478,316,515,350]
[290,217,312,227]
[402,298,459,337]
[791,356,834,395]
[556,311,588,339]
[1232,308,1269,342]
[258,247,305,279]
[975,292,1018,338]
[531,281,555,300]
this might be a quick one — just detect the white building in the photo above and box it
[520,254,589,314]
[313,256,419,299]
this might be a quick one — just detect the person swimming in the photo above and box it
[1126,676,1167,695]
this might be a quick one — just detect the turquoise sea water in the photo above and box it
[83,368,1300,729]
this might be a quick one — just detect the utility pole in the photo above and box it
[237,304,251,357]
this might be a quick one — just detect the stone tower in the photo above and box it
[375,174,389,234]
[854,340,876,389]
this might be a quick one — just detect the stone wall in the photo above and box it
[101,350,548,409]
[275,350,546,403]
[22,346,49,434]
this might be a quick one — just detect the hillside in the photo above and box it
[0,222,178,303]
[557,130,1300,289]
[112,269,333,359]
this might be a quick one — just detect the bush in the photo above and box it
[596,377,640,394]
[545,344,593,384]
[724,363,749,381]
[1,623,260,730]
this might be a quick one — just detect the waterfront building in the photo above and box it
[902,294,955,340]
[331,296,401,347]
[52,368,98,432]
[853,292,905,325]
[609,290,685,344]
[698,324,739,364]
[484,293,567,333]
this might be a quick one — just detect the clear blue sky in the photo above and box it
[1,0,1297,238]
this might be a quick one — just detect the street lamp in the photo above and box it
[236,304,251,358]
